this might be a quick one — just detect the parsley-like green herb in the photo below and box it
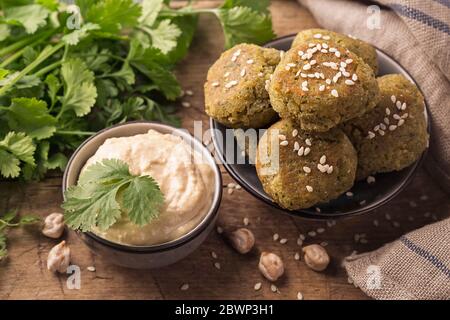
[0,209,41,261]
[62,159,165,232]
[0,0,275,181]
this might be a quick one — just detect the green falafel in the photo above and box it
[204,44,280,128]
[292,28,378,74]
[342,74,428,180]
[256,119,357,210]
[269,43,379,132]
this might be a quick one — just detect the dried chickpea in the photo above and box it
[258,252,284,281]
[42,213,65,239]
[226,228,255,254]
[302,244,330,271]
[47,240,70,273]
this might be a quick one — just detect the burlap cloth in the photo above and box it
[296,0,450,300]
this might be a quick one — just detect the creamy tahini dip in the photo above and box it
[82,129,215,246]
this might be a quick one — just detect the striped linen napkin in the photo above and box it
[297,0,450,300]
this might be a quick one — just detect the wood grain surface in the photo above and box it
[0,0,449,300]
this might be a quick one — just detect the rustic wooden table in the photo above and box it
[1,0,449,300]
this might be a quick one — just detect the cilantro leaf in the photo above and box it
[0,232,8,260]
[3,4,50,34]
[122,175,164,225]
[36,0,59,11]
[217,6,275,48]
[62,159,164,232]
[139,0,164,26]
[62,23,100,46]
[0,132,36,178]
[220,0,270,14]
[83,0,141,34]
[5,98,57,140]
[140,19,181,54]
[44,73,61,108]
[60,58,97,117]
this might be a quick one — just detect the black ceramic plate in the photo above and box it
[210,35,430,219]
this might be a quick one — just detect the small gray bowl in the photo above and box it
[62,121,222,269]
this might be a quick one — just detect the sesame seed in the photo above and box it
[304,147,311,155]
[211,251,218,259]
[214,262,221,270]
[373,219,379,227]
[346,191,354,197]
[254,282,262,291]
[317,227,325,234]
[385,108,391,115]
[401,102,407,110]
[227,188,234,195]
[278,134,286,140]
[317,163,327,173]
[294,252,300,260]
[379,130,385,136]
[392,221,400,228]
[271,284,278,293]
[393,114,401,120]
[180,283,189,291]
[308,230,317,237]
[346,59,353,64]
[323,35,331,40]
[303,166,311,173]
[320,155,327,164]
[340,62,347,68]
[335,51,341,57]
[326,79,331,84]
[310,59,317,65]
[303,63,311,70]
[322,43,329,48]
[352,74,358,81]
[306,185,314,192]
[321,49,328,53]
[299,234,306,240]
[243,217,249,226]
[186,90,194,96]
[368,131,375,139]
[297,238,303,246]
[227,182,236,188]
[367,176,376,184]
[217,226,223,234]
[389,125,397,131]
[224,72,230,77]
[396,101,402,109]
[298,50,304,56]
[297,292,304,300]
[308,73,315,78]
[401,113,409,119]
[231,55,237,62]
[292,129,298,137]
[225,80,238,88]
[384,117,390,125]
[342,71,350,77]
[391,95,396,103]
[345,79,355,85]
[314,33,322,39]
[294,141,300,151]
[280,238,288,244]
[298,146,304,156]
[331,89,339,97]
[280,140,289,146]
[258,72,264,77]
[247,59,254,64]
[212,81,220,87]
[327,165,333,174]
[87,266,96,272]
[240,68,246,77]
[273,233,279,241]
[329,47,337,53]
[398,119,405,126]
[182,101,191,108]
[234,49,241,56]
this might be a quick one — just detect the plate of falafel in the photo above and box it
[205,29,430,219]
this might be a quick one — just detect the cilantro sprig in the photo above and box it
[0,0,275,180]
[62,159,165,232]
[0,210,41,261]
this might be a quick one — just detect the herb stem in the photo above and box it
[55,130,96,136]
[0,42,65,96]
[0,29,56,57]
[33,60,62,78]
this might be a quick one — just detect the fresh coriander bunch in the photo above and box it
[0,0,275,181]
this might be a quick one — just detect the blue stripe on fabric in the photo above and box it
[389,3,450,35]
[433,0,450,9]
[400,236,450,279]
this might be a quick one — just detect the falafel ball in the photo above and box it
[342,74,428,180]
[204,44,281,128]
[292,28,378,74]
[256,119,357,210]
[269,43,379,132]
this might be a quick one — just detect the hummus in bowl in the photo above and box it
[62,121,222,268]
